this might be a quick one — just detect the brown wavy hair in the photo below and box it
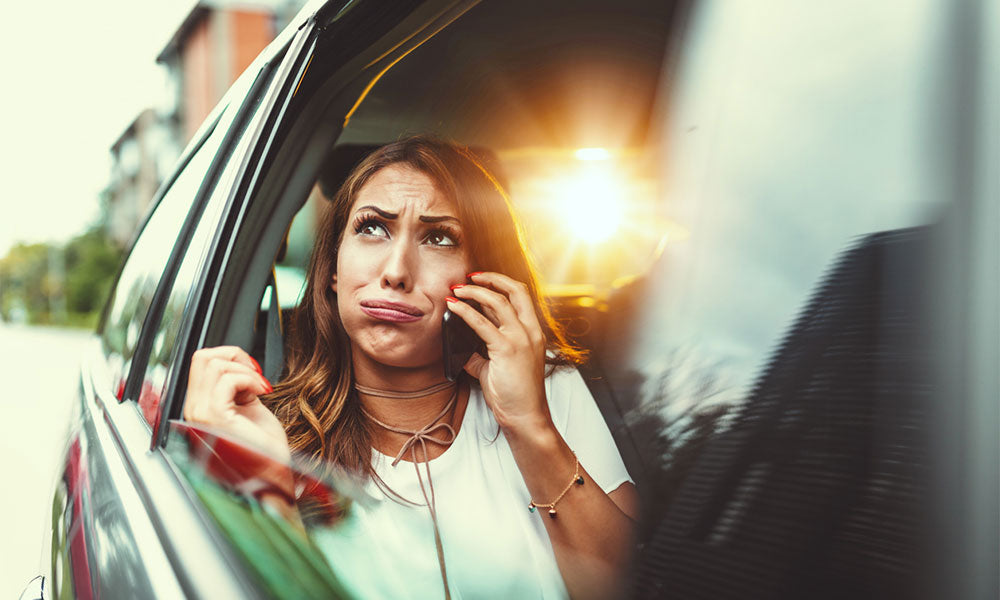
[263,135,584,478]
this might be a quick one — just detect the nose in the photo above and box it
[380,239,414,291]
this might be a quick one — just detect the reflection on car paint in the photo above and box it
[63,436,94,600]
[167,421,354,599]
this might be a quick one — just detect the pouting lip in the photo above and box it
[359,299,424,317]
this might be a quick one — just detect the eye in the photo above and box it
[424,228,458,247]
[354,216,389,238]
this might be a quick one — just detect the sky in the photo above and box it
[0,0,197,256]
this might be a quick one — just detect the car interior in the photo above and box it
[140,0,968,597]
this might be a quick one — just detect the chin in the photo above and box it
[362,340,443,370]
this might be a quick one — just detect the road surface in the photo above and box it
[0,323,92,598]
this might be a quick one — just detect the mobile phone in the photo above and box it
[442,299,486,381]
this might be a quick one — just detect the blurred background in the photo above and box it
[0,0,309,329]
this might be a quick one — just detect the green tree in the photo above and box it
[0,242,51,322]
[0,226,123,327]
[64,228,123,315]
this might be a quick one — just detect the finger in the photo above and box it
[205,357,264,380]
[468,272,543,336]
[445,297,505,348]
[214,372,272,406]
[203,358,271,396]
[451,284,524,336]
[186,352,270,420]
[186,370,267,424]
[463,352,489,381]
[191,345,261,374]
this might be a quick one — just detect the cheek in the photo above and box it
[442,248,473,281]
[430,257,472,294]
[336,241,377,287]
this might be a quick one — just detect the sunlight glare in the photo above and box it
[574,147,612,161]
[556,169,625,243]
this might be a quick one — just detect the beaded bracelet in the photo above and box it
[528,454,585,518]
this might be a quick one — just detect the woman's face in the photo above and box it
[334,164,472,369]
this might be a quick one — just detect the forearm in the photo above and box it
[505,418,636,600]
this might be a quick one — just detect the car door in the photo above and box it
[46,21,310,600]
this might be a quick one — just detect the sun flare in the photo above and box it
[555,169,625,244]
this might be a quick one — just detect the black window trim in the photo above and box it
[118,47,292,420]
[149,24,316,448]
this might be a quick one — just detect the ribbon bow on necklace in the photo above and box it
[356,380,460,600]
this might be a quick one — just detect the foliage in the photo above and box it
[0,227,122,328]
[64,229,123,315]
[0,242,50,323]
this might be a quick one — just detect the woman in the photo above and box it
[184,136,638,599]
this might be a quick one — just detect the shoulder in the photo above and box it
[544,364,588,393]
[543,365,595,429]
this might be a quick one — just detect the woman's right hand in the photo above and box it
[183,346,291,464]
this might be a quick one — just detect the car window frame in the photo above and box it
[147,20,318,448]
[137,0,481,441]
[98,49,281,412]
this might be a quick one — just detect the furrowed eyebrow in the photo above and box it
[420,215,461,224]
[356,205,398,219]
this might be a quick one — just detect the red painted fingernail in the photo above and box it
[263,379,273,394]
[450,284,465,290]
[446,296,459,303]
[467,271,484,278]
[249,356,262,374]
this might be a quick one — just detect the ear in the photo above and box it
[331,272,338,293]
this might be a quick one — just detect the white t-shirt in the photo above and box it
[313,366,633,599]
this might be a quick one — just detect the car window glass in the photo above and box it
[621,3,944,594]
[136,61,281,428]
[100,127,223,400]
[165,421,352,599]
[100,62,267,404]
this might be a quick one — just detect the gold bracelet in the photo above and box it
[528,454,585,518]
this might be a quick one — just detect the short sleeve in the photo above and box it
[546,367,633,494]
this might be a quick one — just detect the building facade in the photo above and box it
[103,0,305,247]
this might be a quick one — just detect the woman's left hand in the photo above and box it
[447,271,551,435]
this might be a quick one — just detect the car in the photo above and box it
[24,0,997,598]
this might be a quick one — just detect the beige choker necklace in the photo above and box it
[354,379,456,399]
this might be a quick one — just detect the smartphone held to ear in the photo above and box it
[442,299,487,381]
